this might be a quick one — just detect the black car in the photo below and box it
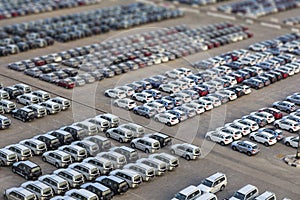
[11,108,35,122]
[34,134,61,150]
[63,68,78,77]
[81,182,114,200]
[96,175,129,195]
[147,132,172,148]
[3,86,22,99]
[227,86,245,97]
[12,160,42,180]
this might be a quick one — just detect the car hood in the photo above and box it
[198,184,211,193]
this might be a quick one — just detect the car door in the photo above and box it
[238,142,247,153]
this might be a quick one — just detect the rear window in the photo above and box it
[31,167,41,173]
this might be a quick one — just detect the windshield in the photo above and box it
[174,193,187,200]
[233,192,245,199]
[202,179,213,187]
[31,167,41,173]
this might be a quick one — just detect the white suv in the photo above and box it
[198,172,227,193]
[113,98,137,110]
[250,111,275,124]
[170,143,201,160]
[16,94,39,105]
[153,113,179,126]
[249,132,277,147]
[205,131,233,146]
[132,93,154,103]
[274,118,300,133]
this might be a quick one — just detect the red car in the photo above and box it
[258,107,283,119]
[56,78,75,89]
[193,86,209,97]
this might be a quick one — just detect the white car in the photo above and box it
[176,67,193,76]
[132,93,154,103]
[240,85,252,94]
[144,102,166,113]
[249,132,277,147]
[171,92,192,103]
[115,86,135,97]
[153,113,179,126]
[250,111,275,124]
[104,89,126,99]
[193,98,214,111]
[205,131,233,146]
[274,119,300,133]
[225,123,251,136]
[114,98,137,110]
[216,127,243,141]
[215,90,237,101]
[170,143,201,160]
[158,84,180,93]
[182,103,205,115]
[169,81,189,90]
[200,96,221,107]
[233,119,259,132]
[284,136,299,148]
[165,69,185,79]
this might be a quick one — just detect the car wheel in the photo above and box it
[143,100,147,103]
[232,146,237,151]
[220,141,225,146]
[275,124,279,128]
[42,156,47,162]
[285,142,291,147]
[246,151,252,156]
[185,155,191,160]
[289,129,294,133]
[55,162,60,168]
[154,117,159,122]
[206,136,211,141]
[145,149,149,153]
[250,137,255,141]
[145,114,150,119]
[133,110,138,114]
[166,122,171,126]
[4,195,8,200]
[220,185,225,191]
[22,117,26,122]
[12,167,16,173]
[130,143,136,148]
[106,133,110,138]
[104,93,109,97]
[264,142,269,147]
[119,138,123,143]
[273,105,277,109]
[170,150,175,155]
[113,102,118,107]
[25,175,29,180]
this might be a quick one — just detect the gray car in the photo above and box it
[231,140,260,156]
[24,67,42,78]
[273,101,296,113]
[39,73,59,83]
[286,93,300,105]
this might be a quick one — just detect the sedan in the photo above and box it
[114,98,137,110]
[249,132,277,147]
[205,131,233,146]
[231,140,260,156]
[284,136,299,148]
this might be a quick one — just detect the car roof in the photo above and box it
[178,185,199,195]
[237,184,258,194]
[19,160,39,168]
[243,141,257,146]
[206,172,226,182]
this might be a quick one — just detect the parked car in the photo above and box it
[170,143,201,160]
[273,101,296,113]
[205,131,233,146]
[231,140,260,156]
[249,132,277,146]
[274,118,300,133]
[284,136,299,148]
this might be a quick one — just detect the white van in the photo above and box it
[198,172,227,193]
[255,191,276,200]
[229,184,259,200]
[130,137,160,153]
[110,169,142,188]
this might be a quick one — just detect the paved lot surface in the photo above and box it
[0,0,300,199]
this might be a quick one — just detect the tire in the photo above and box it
[166,122,171,126]
[4,195,8,200]
[133,110,138,114]
[286,109,291,114]
[42,156,47,162]
[170,150,175,155]
[145,149,150,153]
[250,137,255,141]
[154,117,159,122]
[275,124,279,129]
[143,100,147,103]
[130,143,136,148]
[220,185,225,191]
[106,133,110,138]
[55,162,59,168]
[113,102,118,107]
[264,142,269,147]
[119,138,123,143]
[104,93,109,97]
[289,129,294,133]
[185,155,191,160]
[206,137,211,141]
[285,142,291,147]
[145,114,150,119]
[12,167,16,173]
[22,117,26,122]
[232,146,237,151]
[247,151,252,156]
[220,141,225,146]
[25,175,29,180]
